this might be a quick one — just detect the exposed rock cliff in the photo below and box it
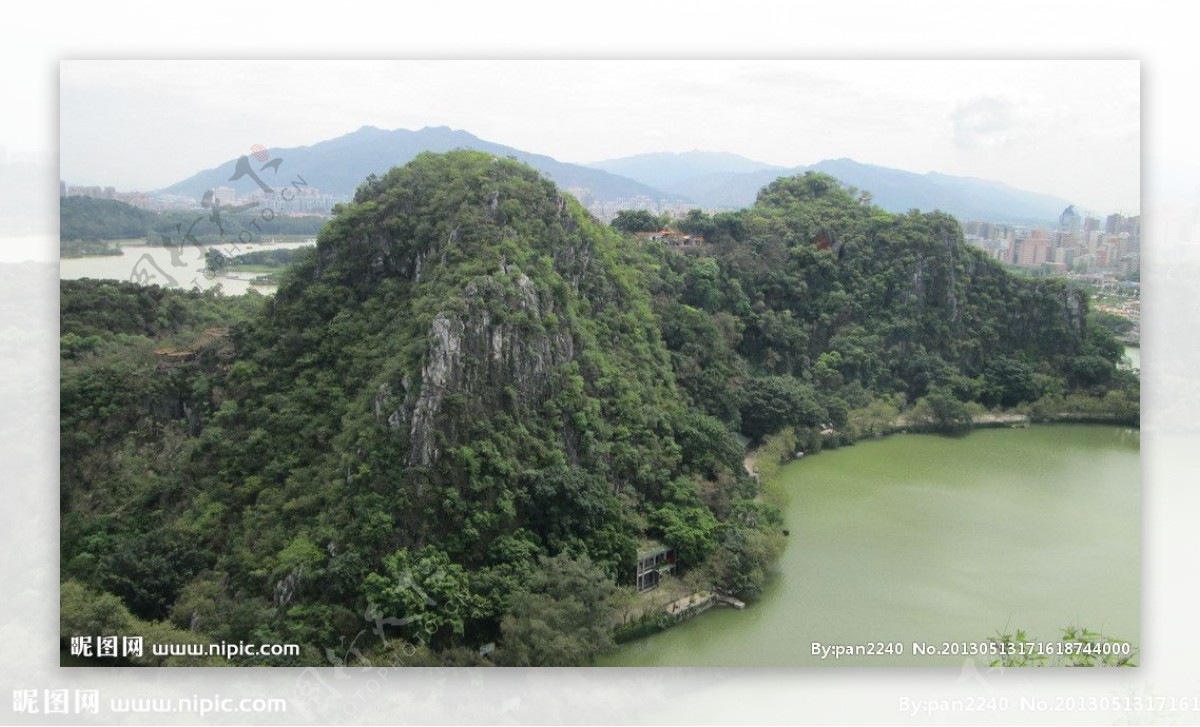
[407,270,575,466]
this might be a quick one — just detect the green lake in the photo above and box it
[597,424,1140,666]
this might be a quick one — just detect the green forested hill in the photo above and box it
[61,152,768,666]
[646,173,1136,437]
[59,153,1136,667]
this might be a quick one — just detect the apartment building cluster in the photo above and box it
[962,206,1140,276]
[215,185,350,216]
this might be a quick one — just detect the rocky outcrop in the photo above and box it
[407,268,574,467]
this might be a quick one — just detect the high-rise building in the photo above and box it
[1059,205,1080,238]
[1106,213,1125,235]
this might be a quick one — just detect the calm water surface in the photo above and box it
[599,425,1139,666]
[60,240,315,295]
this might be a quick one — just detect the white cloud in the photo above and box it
[951,97,1017,151]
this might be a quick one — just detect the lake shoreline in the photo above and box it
[602,421,1139,665]
[59,238,316,296]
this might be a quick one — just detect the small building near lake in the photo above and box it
[636,541,677,593]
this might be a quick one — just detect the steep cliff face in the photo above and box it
[406,269,575,466]
[271,153,669,480]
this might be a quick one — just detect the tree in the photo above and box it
[981,357,1040,408]
[495,553,616,666]
[706,509,785,597]
[910,387,972,433]
[676,208,716,238]
[650,503,720,566]
[100,527,212,621]
[61,580,224,666]
[1088,310,1134,338]
[61,580,135,639]
[204,248,230,274]
[59,196,153,242]
[739,376,828,440]
[848,394,903,436]
[610,209,666,233]
[681,256,725,311]
[1068,354,1115,389]
[362,546,484,650]
[519,467,622,549]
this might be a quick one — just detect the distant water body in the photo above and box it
[59,240,315,296]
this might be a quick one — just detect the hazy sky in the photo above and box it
[60,60,1140,214]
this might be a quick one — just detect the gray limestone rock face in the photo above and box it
[407,269,575,467]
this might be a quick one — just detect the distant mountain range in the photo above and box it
[161,126,1073,224]
[162,126,683,204]
[590,153,1074,224]
[589,150,783,191]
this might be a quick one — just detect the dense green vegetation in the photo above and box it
[227,248,300,267]
[610,209,670,233]
[60,197,155,245]
[61,152,768,666]
[60,153,1137,666]
[59,196,325,253]
[641,173,1138,438]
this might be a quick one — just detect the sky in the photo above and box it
[59,60,1140,214]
